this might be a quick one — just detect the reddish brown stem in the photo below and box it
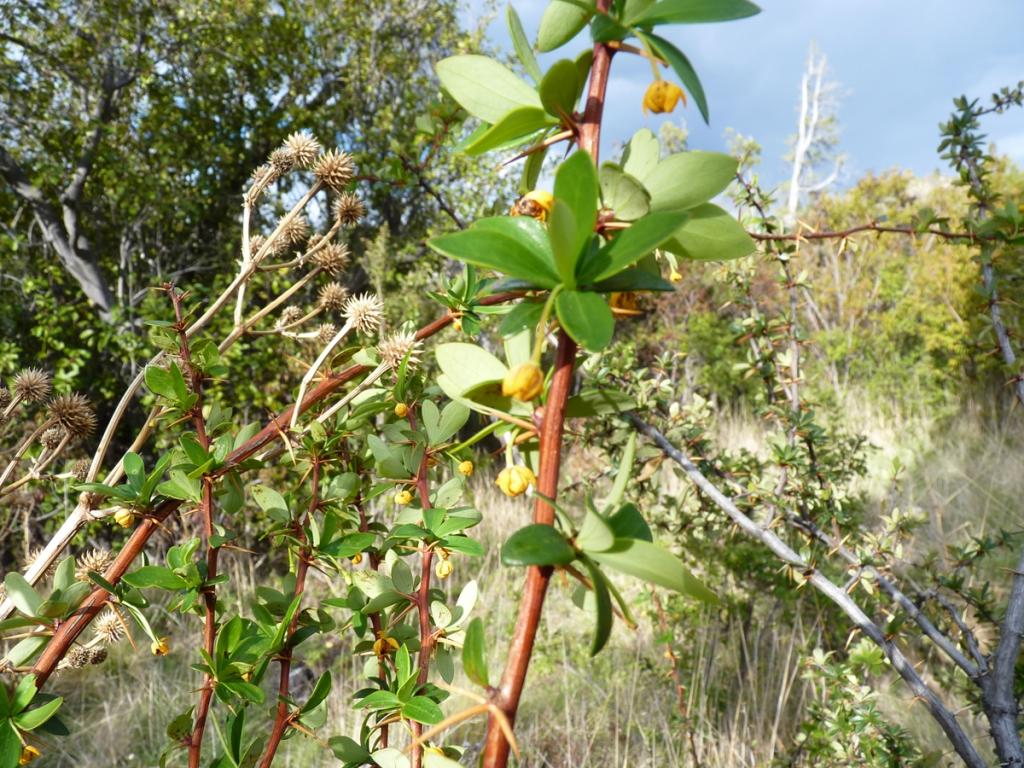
[482,330,578,765]
[356,491,389,748]
[258,459,321,768]
[31,294,519,687]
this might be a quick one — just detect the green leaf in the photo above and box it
[548,200,580,287]
[0,720,21,768]
[4,573,42,617]
[628,0,760,25]
[401,696,444,725]
[435,343,508,397]
[52,556,75,592]
[123,566,188,591]
[12,675,36,714]
[356,690,402,711]
[507,4,542,82]
[621,128,660,180]
[564,389,636,418]
[330,736,373,763]
[156,469,202,503]
[539,58,579,119]
[428,218,560,288]
[501,524,576,566]
[14,696,62,731]
[435,55,541,124]
[576,503,615,552]
[581,558,613,655]
[123,451,145,490]
[592,268,676,293]
[581,211,689,283]
[663,203,754,261]
[605,433,636,509]
[642,151,737,212]
[554,151,599,265]
[556,290,614,351]
[464,107,557,156]
[588,538,716,602]
[462,617,489,687]
[639,32,710,124]
[600,163,650,221]
[607,502,653,542]
[7,636,47,668]
[301,671,332,714]
[144,364,176,400]
[537,0,594,52]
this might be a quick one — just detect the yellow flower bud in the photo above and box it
[511,190,554,221]
[151,636,170,656]
[435,558,454,580]
[113,507,134,528]
[502,362,544,402]
[394,402,409,418]
[496,465,536,497]
[642,80,686,114]
[452,317,463,332]
[373,631,400,656]
[19,746,40,765]
[351,553,363,565]
[394,490,413,506]
[458,460,474,477]
[669,268,682,283]
[609,292,642,318]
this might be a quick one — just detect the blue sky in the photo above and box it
[462,1,1024,190]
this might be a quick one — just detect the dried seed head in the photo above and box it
[93,609,125,644]
[378,330,421,371]
[0,387,10,409]
[313,149,355,191]
[63,646,91,669]
[76,548,114,581]
[24,546,55,579]
[333,193,366,225]
[248,234,267,257]
[13,368,50,403]
[318,282,349,311]
[48,393,96,439]
[40,426,66,450]
[312,243,350,276]
[277,306,305,329]
[269,147,296,173]
[317,323,338,344]
[343,293,384,334]
[87,647,108,665]
[285,131,321,168]
[71,458,90,482]
[249,163,275,185]
[280,214,310,246]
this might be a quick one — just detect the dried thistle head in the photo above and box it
[318,282,349,312]
[313,149,355,191]
[40,426,66,450]
[93,609,125,644]
[71,458,90,482]
[269,147,296,173]
[0,387,10,409]
[343,293,384,334]
[76,548,114,581]
[249,163,275,186]
[277,306,305,329]
[13,368,50,403]
[316,323,338,344]
[24,546,55,579]
[248,234,267,257]
[48,393,96,439]
[280,214,310,246]
[312,243,350,276]
[378,330,421,371]
[285,131,321,168]
[333,193,366,226]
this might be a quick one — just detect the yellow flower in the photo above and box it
[452,316,463,332]
[609,292,642,318]
[151,636,170,656]
[113,507,134,529]
[19,746,40,765]
[458,460,474,477]
[502,362,544,402]
[350,553,363,565]
[435,558,454,580]
[669,268,682,283]
[497,465,536,497]
[642,80,686,114]
[373,631,400,656]
[394,402,409,418]
[511,190,554,221]
[394,490,413,506]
